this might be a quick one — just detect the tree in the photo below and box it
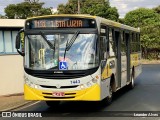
[153,5,160,14]
[4,0,52,19]
[24,0,39,3]
[124,8,159,28]
[57,0,119,21]
[124,8,160,59]
[118,18,125,24]
[57,0,78,14]
[4,4,17,19]
[0,14,7,19]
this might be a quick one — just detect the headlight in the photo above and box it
[34,84,39,89]
[92,78,97,83]
[29,82,39,89]
[80,84,85,89]
[87,82,92,87]
[24,76,29,84]
[29,82,34,88]
[24,76,39,89]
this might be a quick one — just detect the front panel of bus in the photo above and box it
[23,16,103,101]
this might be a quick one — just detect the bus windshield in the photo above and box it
[24,33,98,70]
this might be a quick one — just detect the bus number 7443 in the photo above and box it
[70,80,80,84]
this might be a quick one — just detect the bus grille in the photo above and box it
[33,73,85,79]
[40,85,78,89]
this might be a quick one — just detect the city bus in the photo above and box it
[15,14,142,107]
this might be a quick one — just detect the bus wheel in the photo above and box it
[46,101,60,108]
[102,83,113,105]
[128,75,134,89]
[107,84,113,104]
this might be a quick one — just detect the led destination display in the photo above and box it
[26,17,96,29]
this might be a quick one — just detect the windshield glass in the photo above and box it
[24,33,98,70]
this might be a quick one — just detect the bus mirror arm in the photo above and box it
[17,49,25,56]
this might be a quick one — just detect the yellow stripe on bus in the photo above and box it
[24,84,100,101]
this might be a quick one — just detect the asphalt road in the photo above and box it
[2,64,160,120]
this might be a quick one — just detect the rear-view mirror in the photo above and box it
[15,29,25,56]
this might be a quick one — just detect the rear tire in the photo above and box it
[128,75,134,89]
[46,101,60,108]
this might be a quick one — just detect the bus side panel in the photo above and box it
[134,52,142,78]
[101,58,116,100]
[121,55,127,87]
[130,52,142,79]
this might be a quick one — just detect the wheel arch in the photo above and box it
[110,73,116,92]
[132,66,135,78]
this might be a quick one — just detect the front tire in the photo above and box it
[107,83,113,104]
[46,101,60,108]
[102,83,113,105]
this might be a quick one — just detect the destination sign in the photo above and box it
[26,17,96,29]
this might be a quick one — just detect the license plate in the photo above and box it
[53,92,65,97]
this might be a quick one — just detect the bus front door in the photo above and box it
[114,31,121,88]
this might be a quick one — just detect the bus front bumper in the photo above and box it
[24,84,100,101]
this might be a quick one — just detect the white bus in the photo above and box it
[15,14,142,107]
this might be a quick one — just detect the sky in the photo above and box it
[0,0,159,18]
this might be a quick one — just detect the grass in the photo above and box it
[141,59,160,64]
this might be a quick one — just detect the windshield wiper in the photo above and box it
[39,31,55,50]
[66,31,80,51]
[63,31,80,60]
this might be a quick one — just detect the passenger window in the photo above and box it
[109,28,116,56]
[100,25,109,60]
[121,31,126,55]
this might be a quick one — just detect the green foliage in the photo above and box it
[0,14,7,19]
[153,5,160,14]
[124,7,160,59]
[57,0,78,14]
[4,0,52,19]
[124,8,159,28]
[141,22,160,48]
[57,0,119,21]
[118,18,125,24]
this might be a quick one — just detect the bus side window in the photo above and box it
[130,33,133,53]
[121,31,126,55]
[137,33,141,52]
[100,37,107,59]
[100,25,109,60]
[109,28,116,56]
[131,32,137,53]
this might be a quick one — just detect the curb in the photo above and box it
[1,101,34,111]
[0,93,24,98]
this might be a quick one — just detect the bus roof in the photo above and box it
[98,16,140,32]
[26,14,97,20]
[26,14,140,32]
